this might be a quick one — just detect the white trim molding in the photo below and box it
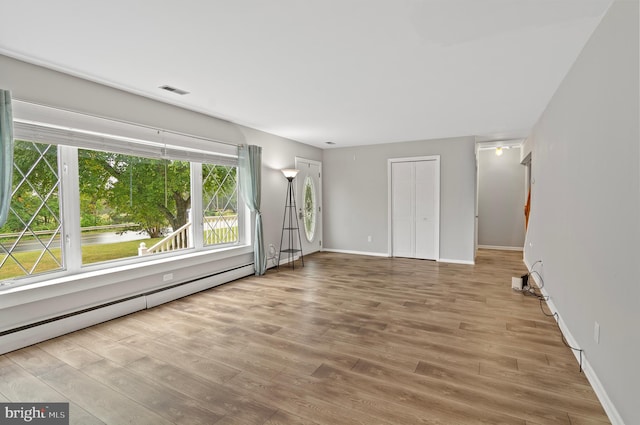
[438,258,475,265]
[478,245,524,251]
[525,260,625,425]
[0,263,253,355]
[322,248,389,258]
[0,298,147,356]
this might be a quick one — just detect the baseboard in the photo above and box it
[276,254,301,267]
[478,245,523,251]
[525,260,625,425]
[438,258,475,265]
[0,265,255,355]
[321,248,389,257]
[322,249,473,263]
[0,298,146,355]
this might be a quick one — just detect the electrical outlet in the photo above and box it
[594,322,600,344]
[511,277,523,290]
[367,235,372,242]
[163,273,173,282]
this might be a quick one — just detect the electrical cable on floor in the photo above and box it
[529,270,545,290]
[515,261,584,373]
[538,298,583,372]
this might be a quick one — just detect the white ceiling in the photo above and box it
[0,0,612,148]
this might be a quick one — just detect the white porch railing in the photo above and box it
[204,215,238,245]
[139,221,192,256]
[138,214,238,256]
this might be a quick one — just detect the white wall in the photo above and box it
[524,1,639,423]
[0,54,321,337]
[323,136,476,263]
[477,147,525,249]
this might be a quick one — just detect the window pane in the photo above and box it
[78,149,192,264]
[202,164,238,246]
[303,176,316,241]
[0,140,62,282]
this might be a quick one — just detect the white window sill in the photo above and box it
[0,244,253,310]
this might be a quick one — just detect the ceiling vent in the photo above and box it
[159,85,190,95]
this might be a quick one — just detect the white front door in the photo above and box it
[389,156,440,260]
[295,157,322,255]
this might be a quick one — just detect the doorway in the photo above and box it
[388,156,440,260]
[476,145,526,250]
[295,157,323,255]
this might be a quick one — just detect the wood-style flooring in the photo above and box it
[0,250,610,424]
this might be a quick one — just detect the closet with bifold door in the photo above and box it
[389,156,440,260]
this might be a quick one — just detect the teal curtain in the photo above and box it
[0,90,13,227]
[238,144,266,275]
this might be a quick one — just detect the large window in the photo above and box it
[1,110,243,286]
[78,149,193,265]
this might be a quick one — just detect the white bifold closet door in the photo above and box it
[391,159,439,260]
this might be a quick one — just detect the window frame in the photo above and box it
[1,104,248,289]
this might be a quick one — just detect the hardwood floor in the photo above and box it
[0,250,610,424]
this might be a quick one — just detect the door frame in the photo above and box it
[387,155,440,260]
[295,157,323,253]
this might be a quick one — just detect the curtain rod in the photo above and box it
[13,98,242,148]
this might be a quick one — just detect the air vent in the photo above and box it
[325,141,336,145]
[159,85,190,95]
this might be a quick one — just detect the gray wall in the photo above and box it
[323,136,476,263]
[478,147,525,248]
[237,126,322,258]
[524,1,639,423]
[0,54,321,331]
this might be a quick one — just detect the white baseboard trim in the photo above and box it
[438,258,475,265]
[525,260,625,425]
[478,245,523,251]
[0,265,255,356]
[321,248,390,258]
[0,298,146,355]
[275,254,301,267]
[322,249,473,264]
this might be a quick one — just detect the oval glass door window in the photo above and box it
[303,176,316,242]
